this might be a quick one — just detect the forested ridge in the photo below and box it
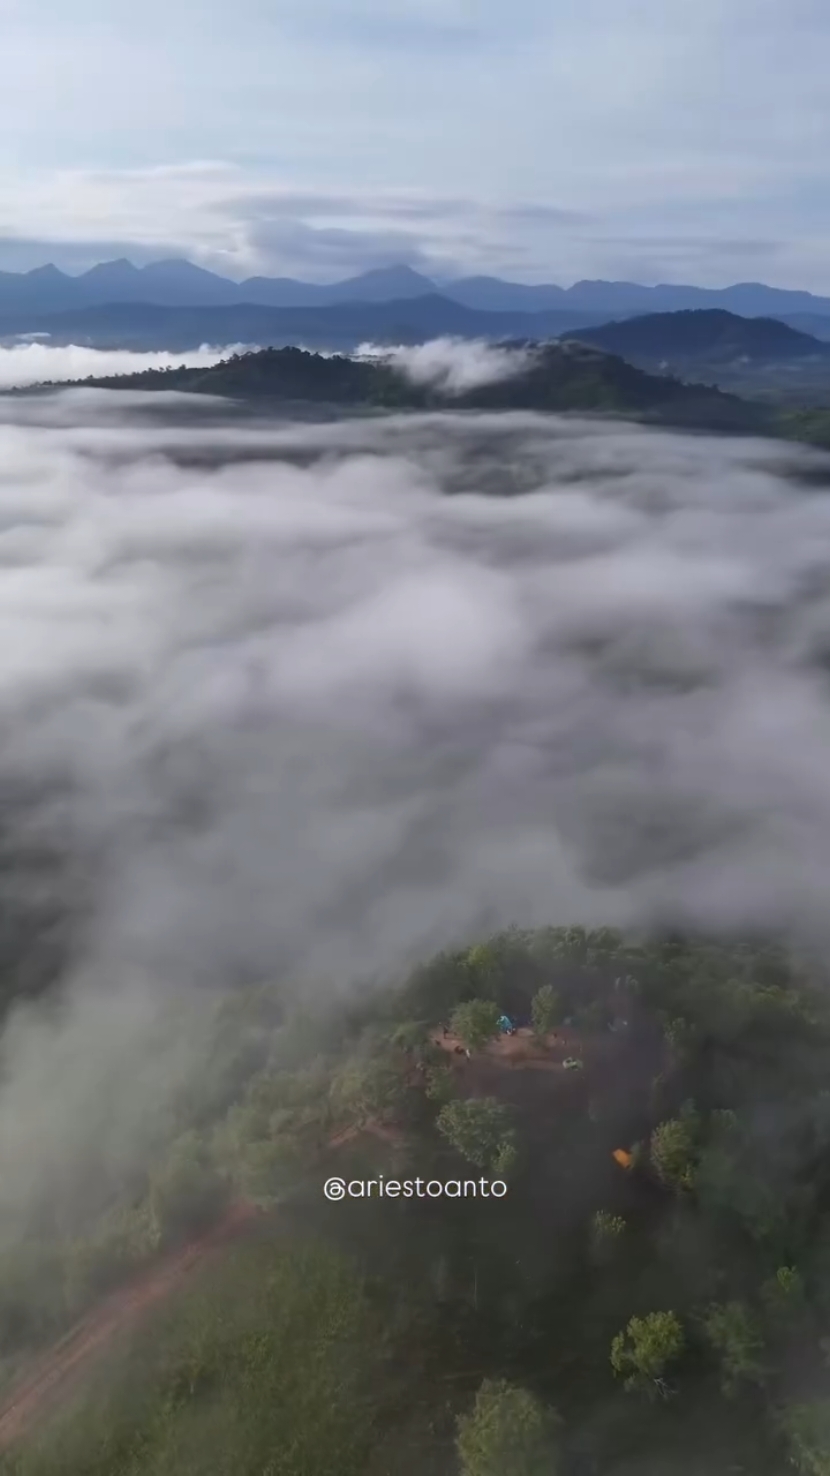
[49,339,830,447]
[3,926,830,1474]
[38,342,772,432]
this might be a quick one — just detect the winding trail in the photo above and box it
[0,1200,259,1450]
[0,1117,406,1451]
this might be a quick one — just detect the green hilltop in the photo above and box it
[30,340,775,430]
[39,337,830,449]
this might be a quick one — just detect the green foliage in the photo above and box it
[436,1097,516,1174]
[490,1139,518,1178]
[610,1311,685,1398]
[761,1265,807,1328]
[449,999,502,1053]
[700,1300,767,1396]
[2,923,830,1474]
[662,1014,699,1060]
[63,1201,163,1315]
[456,1378,560,1476]
[780,1401,830,1476]
[590,1210,626,1263]
[424,1063,457,1105]
[232,1135,306,1207]
[6,1241,387,1476]
[649,1115,698,1192]
[464,944,501,995]
[329,1052,406,1128]
[148,1133,229,1245]
[529,926,589,967]
[530,984,562,1039]
[389,1020,430,1057]
[69,339,806,443]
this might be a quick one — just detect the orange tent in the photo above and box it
[613,1148,634,1170]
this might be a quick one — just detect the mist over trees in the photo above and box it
[0,925,828,1474]
[0,394,829,1472]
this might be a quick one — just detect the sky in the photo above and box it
[1,0,830,287]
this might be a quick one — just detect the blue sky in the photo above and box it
[1,0,829,287]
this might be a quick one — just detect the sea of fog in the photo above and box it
[0,335,534,392]
[0,382,828,1226]
[0,341,255,388]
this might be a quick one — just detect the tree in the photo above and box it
[450,999,502,1054]
[389,1020,431,1061]
[531,984,562,1039]
[456,1378,560,1476]
[662,1014,699,1062]
[330,1054,406,1128]
[780,1401,830,1476]
[533,926,588,966]
[47,1240,388,1476]
[235,1134,305,1207]
[436,1097,516,1175]
[590,1210,626,1264]
[610,1311,685,1398]
[649,1116,698,1192]
[700,1300,767,1397]
[464,943,501,997]
[424,1063,457,1105]
[148,1132,229,1244]
[762,1265,807,1329]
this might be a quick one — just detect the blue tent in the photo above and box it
[498,1014,514,1034]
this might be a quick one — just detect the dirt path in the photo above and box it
[0,1199,259,1451]
[431,1024,586,1071]
[0,1117,405,1452]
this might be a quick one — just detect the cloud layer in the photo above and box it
[0,388,829,1228]
[2,1,830,286]
[357,337,535,393]
[0,342,255,390]
[0,391,828,993]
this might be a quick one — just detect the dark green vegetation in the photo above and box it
[51,341,773,434]
[564,310,830,408]
[5,927,830,1473]
[565,309,830,367]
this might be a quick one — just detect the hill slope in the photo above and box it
[46,340,772,434]
[564,309,830,367]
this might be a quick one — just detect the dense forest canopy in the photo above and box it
[3,924,830,1474]
[35,341,771,432]
[39,337,830,450]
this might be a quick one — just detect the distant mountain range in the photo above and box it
[0,296,606,352]
[5,256,830,325]
[10,293,830,362]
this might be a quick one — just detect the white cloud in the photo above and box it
[0,1,830,286]
[0,342,253,389]
[358,337,534,394]
[0,390,829,1231]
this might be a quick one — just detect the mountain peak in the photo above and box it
[360,263,431,279]
[141,258,221,277]
[82,258,140,278]
[327,263,438,303]
[24,263,69,280]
